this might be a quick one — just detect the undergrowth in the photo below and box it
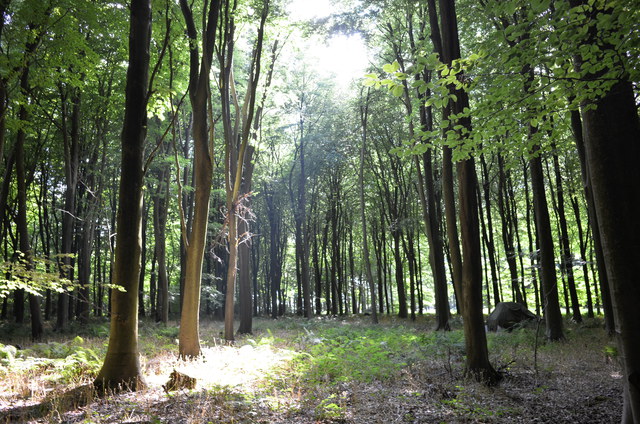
[0,315,620,423]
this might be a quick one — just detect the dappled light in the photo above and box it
[1,0,638,421]
[147,339,297,391]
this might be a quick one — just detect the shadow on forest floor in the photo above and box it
[0,316,624,423]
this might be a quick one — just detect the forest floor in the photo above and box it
[0,315,622,423]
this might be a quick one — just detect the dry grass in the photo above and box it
[0,316,623,423]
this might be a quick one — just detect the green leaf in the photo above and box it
[391,85,404,97]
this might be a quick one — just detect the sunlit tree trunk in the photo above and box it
[177,0,220,357]
[220,1,270,340]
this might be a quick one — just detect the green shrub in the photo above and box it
[14,336,102,383]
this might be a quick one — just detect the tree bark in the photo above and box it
[152,162,170,324]
[178,0,219,356]
[431,0,499,383]
[529,150,564,340]
[570,107,614,332]
[94,0,151,391]
[552,153,581,322]
[56,86,80,331]
[578,75,640,422]
[359,92,378,323]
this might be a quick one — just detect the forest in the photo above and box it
[0,0,639,422]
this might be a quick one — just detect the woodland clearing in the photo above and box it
[0,316,621,423]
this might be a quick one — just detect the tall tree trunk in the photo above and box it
[573,16,640,411]
[529,149,564,340]
[94,0,151,391]
[523,160,541,315]
[153,164,170,324]
[571,196,593,318]
[221,1,270,339]
[16,99,43,341]
[57,86,80,331]
[14,21,44,340]
[430,0,499,383]
[359,92,378,323]
[581,79,640,422]
[570,107,614,332]
[497,155,523,304]
[479,155,502,305]
[238,148,255,334]
[552,153,581,322]
[178,0,219,356]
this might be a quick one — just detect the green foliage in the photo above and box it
[0,343,18,363]
[0,337,101,384]
[0,253,77,298]
[294,326,411,384]
[315,393,347,421]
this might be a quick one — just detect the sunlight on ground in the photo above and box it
[145,341,296,392]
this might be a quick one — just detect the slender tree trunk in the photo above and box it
[153,165,170,324]
[571,196,593,318]
[178,0,219,356]
[16,103,43,341]
[238,149,256,334]
[479,155,502,305]
[14,25,44,340]
[94,0,151,391]
[529,149,564,340]
[359,93,378,323]
[497,155,523,304]
[429,0,499,383]
[57,87,80,331]
[552,153,581,322]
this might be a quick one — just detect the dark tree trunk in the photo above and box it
[152,163,170,324]
[479,155,502,305]
[578,74,640,421]
[15,29,43,340]
[94,0,151,391]
[57,86,80,331]
[571,196,593,318]
[552,153,581,322]
[570,107,615,332]
[359,94,378,322]
[497,155,524,304]
[529,150,564,341]
[428,0,499,383]
[523,160,541,315]
[137,200,148,318]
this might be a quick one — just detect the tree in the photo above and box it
[428,0,500,383]
[94,0,151,391]
[358,89,378,324]
[567,0,640,419]
[177,0,220,358]
[219,0,271,340]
